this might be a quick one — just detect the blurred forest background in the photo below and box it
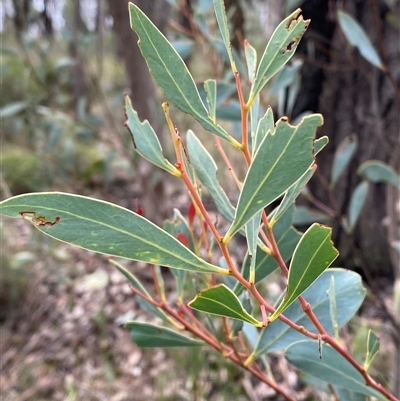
[1,0,399,400]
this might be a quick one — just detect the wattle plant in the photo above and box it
[1,2,398,400]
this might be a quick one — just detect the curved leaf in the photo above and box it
[270,223,339,321]
[248,9,309,105]
[128,3,239,147]
[251,269,365,358]
[330,135,358,188]
[347,181,369,233]
[186,130,235,222]
[314,136,329,155]
[126,321,204,347]
[337,10,384,70]
[225,114,323,240]
[124,95,179,175]
[358,160,400,190]
[285,340,383,398]
[0,192,227,275]
[189,284,262,326]
[213,0,235,70]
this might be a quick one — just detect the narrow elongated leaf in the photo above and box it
[244,40,257,82]
[234,205,301,295]
[364,330,380,371]
[327,275,339,340]
[110,260,170,321]
[189,284,262,326]
[213,0,235,70]
[225,114,323,240]
[285,341,383,398]
[293,205,332,225]
[347,181,369,233]
[253,107,274,155]
[245,211,262,283]
[269,164,316,227]
[330,135,358,187]
[270,224,339,321]
[337,10,384,70]
[186,130,235,222]
[128,3,239,147]
[0,192,227,275]
[126,321,204,347]
[250,96,260,148]
[204,79,217,122]
[0,101,29,118]
[248,9,309,105]
[250,269,365,359]
[358,160,400,190]
[124,96,179,175]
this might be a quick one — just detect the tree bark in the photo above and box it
[293,0,400,279]
[107,0,170,132]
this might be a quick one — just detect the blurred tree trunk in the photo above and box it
[107,0,170,132]
[106,0,171,223]
[292,1,400,280]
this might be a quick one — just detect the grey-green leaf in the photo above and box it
[253,107,274,156]
[314,136,329,155]
[126,321,204,347]
[0,192,227,275]
[347,181,369,233]
[285,340,383,398]
[186,130,235,222]
[364,330,380,371]
[124,95,179,175]
[269,164,316,227]
[330,135,358,188]
[213,0,235,70]
[337,10,384,70]
[128,3,239,147]
[358,160,400,190]
[270,224,339,321]
[189,284,262,326]
[204,79,217,122]
[225,114,323,240]
[248,9,310,105]
[250,269,365,358]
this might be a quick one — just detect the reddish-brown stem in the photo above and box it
[214,136,242,188]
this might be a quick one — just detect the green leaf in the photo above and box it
[0,192,227,275]
[0,101,29,118]
[244,40,257,82]
[285,340,383,398]
[186,130,235,223]
[347,181,369,233]
[234,205,301,296]
[250,95,260,148]
[314,136,329,155]
[128,3,239,147]
[337,10,384,70]
[358,160,400,190]
[270,223,339,321]
[225,114,323,240]
[245,211,262,283]
[270,165,316,227]
[293,205,332,226]
[364,330,380,371]
[204,79,217,122]
[248,9,309,105]
[124,95,179,176]
[327,275,339,340]
[330,135,358,188]
[253,107,274,156]
[213,0,235,70]
[251,269,365,358]
[110,260,169,321]
[126,321,204,347]
[189,284,262,326]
